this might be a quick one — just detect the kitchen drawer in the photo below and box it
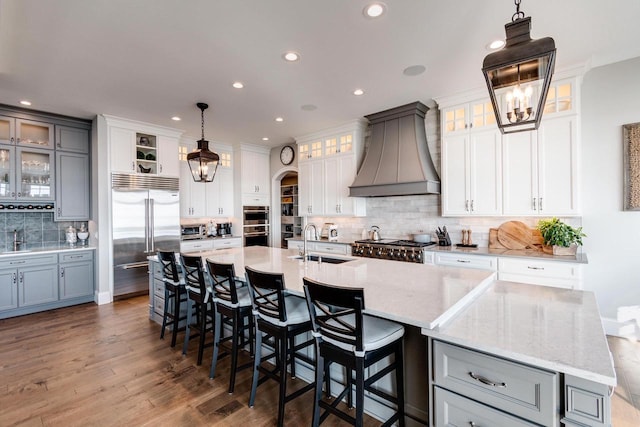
[435,386,538,427]
[498,257,581,289]
[242,193,270,206]
[422,251,435,265]
[153,294,165,315]
[213,237,241,249]
[153,279,165,298]
[0,253,58,269]
[435,253,497,271]
[562,374,611,427]
[433,340,558,426]
[288,240,306,252]
[313,242,349,255]
[151,260,162,277]
[58,250,93,263]
[180,239,214,253]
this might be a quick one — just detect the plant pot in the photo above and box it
[543,244,578,256]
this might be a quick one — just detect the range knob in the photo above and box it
[376,249,383,256]
[402,251,408,259]
[415,253,422,262]
[409,252,415,260]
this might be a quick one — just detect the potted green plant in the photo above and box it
[536,217,586,255]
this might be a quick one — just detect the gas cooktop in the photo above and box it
[353,239,436,248]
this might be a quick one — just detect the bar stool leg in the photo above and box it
[277,333,288,426]
[197,302,208,365]
[395,341,406,427]
[355,358,365,427]
[289,335,296,379]
[182,298,193,355]
[161,287,170,339]
[312,352,325,427]
[249,326,262,408]
[170,287,181,347]
[229,310,240,393]
[209,310,222,379]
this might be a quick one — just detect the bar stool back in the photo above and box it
[157,250,187,347]
[206,260,254,393]
[245,266,315,427]
[180,254,215,365]
[303,277,405,427]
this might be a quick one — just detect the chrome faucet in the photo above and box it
[302,223,317,261]
[13,229,24,251]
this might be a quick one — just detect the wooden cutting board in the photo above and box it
[488,228,506,249]
[497,221,535,249]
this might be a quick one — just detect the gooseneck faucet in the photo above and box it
[13,229,24,251]
[302,223,317,262]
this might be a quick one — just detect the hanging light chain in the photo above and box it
[512,0,525,22]
[201,108,205,140]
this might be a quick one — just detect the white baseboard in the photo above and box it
[95,290,112,305]
[602,316,639,341]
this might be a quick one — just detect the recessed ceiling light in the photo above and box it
[364,2,386,18]
[403,65,426,76]
[487,40,505,50]
[171,116,181,121]
[20,100,32,106]
[301,104,317,111]
[283,51,300,62]
[232,81,244,89]
[353,89,365,96]
[275,117,284,122]
[262,137,269,141]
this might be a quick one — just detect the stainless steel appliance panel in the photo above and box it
[149,189,180,253]
[112,189,148,266]
[243,205,269,246]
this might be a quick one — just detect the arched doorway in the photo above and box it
[270,166,299,248]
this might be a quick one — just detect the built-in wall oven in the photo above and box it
[243,206,269,246]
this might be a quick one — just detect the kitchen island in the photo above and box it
[149,246,615,426]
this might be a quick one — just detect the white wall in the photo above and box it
[581,57,640,338]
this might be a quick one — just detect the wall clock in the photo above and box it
[280,145,295,165]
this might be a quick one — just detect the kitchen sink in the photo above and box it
[291,255,354,264]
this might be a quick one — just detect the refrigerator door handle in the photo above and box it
[149,198,155,252]
[144,198,150,253]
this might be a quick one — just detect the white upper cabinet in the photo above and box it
[180,140,234,218]
[438,75,581,217]
[104,115,182,177]
[237,146,270,206]
[296,120,366,217]
[442,129,502,216]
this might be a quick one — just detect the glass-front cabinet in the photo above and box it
[0,115,16,145]
[0,146,16,198]
[0,146,54,201]
[16,119,54,149]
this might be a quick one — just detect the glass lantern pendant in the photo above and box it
[482,0,556,134]
[187,102,220,182]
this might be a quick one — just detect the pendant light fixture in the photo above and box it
[482,0,556,134]
[187,102,220,182]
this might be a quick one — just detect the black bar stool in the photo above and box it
[180,254,215,365]
[303,277,405,427]
[157,250,188,347]
[206,259,254,394]
[245,266,316,427]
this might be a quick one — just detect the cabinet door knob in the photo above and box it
[19,272,23,283]
[539,198,543,211]
[57,208,61,215]
[465,200,469,211]
[470,200,474,211]
[10,137,14,143]
[532,198,537,210]
[57,142,61,148]
[159,164,163,173]
[61,267,65,278]
[131,162,135,170]
[12,273,16,284]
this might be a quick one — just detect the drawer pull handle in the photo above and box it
[468,371,506,388]
[456,259,471,263]
[527,266,544,270]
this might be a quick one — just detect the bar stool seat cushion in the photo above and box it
[320,314,404,357]
[214,286,252,308]
[255,294,310,327]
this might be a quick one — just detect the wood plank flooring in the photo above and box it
[0,296,378,426]
[1,296,639,426]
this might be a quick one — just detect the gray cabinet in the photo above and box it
[0,251,95,319]
[433,340,558,426]
[18,264,58,307]
[55,151,90,220]
[0,269,17,310]
[59,251,94,300]
[55,125,89,153]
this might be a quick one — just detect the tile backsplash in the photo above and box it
[0,212,88,251]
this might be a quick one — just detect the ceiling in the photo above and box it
[1,0,639,147]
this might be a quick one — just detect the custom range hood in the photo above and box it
[349,101,440,197]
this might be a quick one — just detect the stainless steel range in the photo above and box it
[351,239,436,263]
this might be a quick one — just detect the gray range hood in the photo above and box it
[349,101,441,197]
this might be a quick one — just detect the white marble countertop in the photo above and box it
[424,280,616,386]
[424,245,588,264]
[197,246,496,329]
[0,244,96,258]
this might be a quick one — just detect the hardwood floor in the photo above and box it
[0,296,378,426]
[1,296,638,426]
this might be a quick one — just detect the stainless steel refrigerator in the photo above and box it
[112,174,180,298]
